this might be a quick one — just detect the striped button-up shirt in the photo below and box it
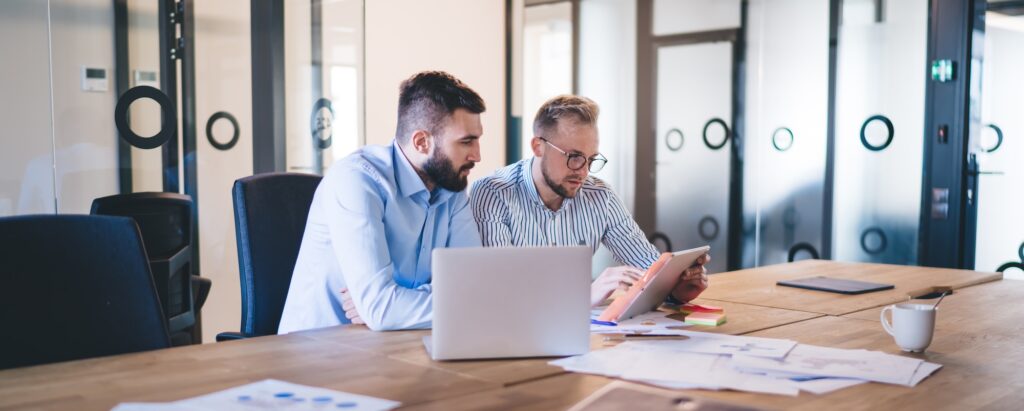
[470,158,659,269]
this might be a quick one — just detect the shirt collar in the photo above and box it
[520,157,573,212]
[393,140,455,205]
[394,141,428,199]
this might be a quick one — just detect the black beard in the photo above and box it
[423,147,472,192]
[542,163,578,199]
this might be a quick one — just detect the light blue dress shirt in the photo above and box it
[278,141,481,332]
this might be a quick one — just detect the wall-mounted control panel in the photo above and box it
[80,66,108,92]
[133,70,159,88]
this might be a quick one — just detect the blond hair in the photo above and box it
[532,95,599,137]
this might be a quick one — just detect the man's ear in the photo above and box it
[531,136,544,157]
[411,129,432,155]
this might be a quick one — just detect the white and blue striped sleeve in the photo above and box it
[600,190,660,269]
[470,178,513,247]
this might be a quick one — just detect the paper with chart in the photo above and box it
[111,379,401,411]
[732,344,930,386]
[589,309,692,335]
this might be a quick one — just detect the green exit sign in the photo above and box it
[931,59,955,82]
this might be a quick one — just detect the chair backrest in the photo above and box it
[234,172,322,337]
[90,192,195,333]
[0,215,171,369]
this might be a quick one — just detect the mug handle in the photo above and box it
[880,305,896,336]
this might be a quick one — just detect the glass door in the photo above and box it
[975,8,1024,279]
[654,41,734,275]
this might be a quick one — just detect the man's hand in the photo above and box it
[340,288,364,325]
[590,266,644,307]
[670,253,711,303]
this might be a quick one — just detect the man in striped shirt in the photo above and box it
[470,95,710,307]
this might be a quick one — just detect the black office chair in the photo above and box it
[217,172,322,341]
[91,192,211,346]
[0,215,171,369]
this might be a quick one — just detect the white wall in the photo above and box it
[0,1,56,216]
[364,0,506,177]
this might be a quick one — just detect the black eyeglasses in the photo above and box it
[539,137,608,173]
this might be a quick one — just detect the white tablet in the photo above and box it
[597,245,711,323]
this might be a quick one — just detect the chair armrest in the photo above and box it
[191,276,212,311]
[216,331,247,342]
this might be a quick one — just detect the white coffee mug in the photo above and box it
[880,303,936,352]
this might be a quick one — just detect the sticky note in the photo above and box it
[684,311,727,326]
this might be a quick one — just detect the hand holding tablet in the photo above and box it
[597,246,711,323]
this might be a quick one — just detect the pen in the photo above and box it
[590,319,617,327]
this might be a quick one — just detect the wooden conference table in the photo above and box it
[0,260,1011,410]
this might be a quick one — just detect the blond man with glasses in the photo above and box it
[470,95,710,307]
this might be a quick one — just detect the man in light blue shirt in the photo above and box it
[471,95,709,307]
[278,71,486,332]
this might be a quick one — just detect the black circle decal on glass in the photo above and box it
[860,227,888,255]
[788,243,820,262]
[698,216,720,241]
[310,98,334,149]
[1018,242,1024,262]
[702,118,730,150]
[997,262,1023,274]
[648,232,672,253]
[665,128,684,151]
[860,115,894,151]
[114,85,176,150]
[205,111,239,151]
[984,124,1004,153]
[772,127,794,152]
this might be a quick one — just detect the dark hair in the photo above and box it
[396,71,485,142]
[532,95,599,137]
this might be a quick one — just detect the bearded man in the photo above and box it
[279,71,485,332]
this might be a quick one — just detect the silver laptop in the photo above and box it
[425,246,592,361]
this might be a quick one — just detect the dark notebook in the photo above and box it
[777,276,894,295]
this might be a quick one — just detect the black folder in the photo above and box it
[776,276,894,295]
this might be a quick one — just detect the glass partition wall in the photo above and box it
[0,0,366,343]
[831,0,928,265]
[631,0,959,272]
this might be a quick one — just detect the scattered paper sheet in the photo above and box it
[111,379,400,411]
[784,377,867,395]
[590,309,692,335]
[552,334,942,397]
[628,331,797,359]
[909,361,943,387]
[732,344,924,386]
[551,340,799,396]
